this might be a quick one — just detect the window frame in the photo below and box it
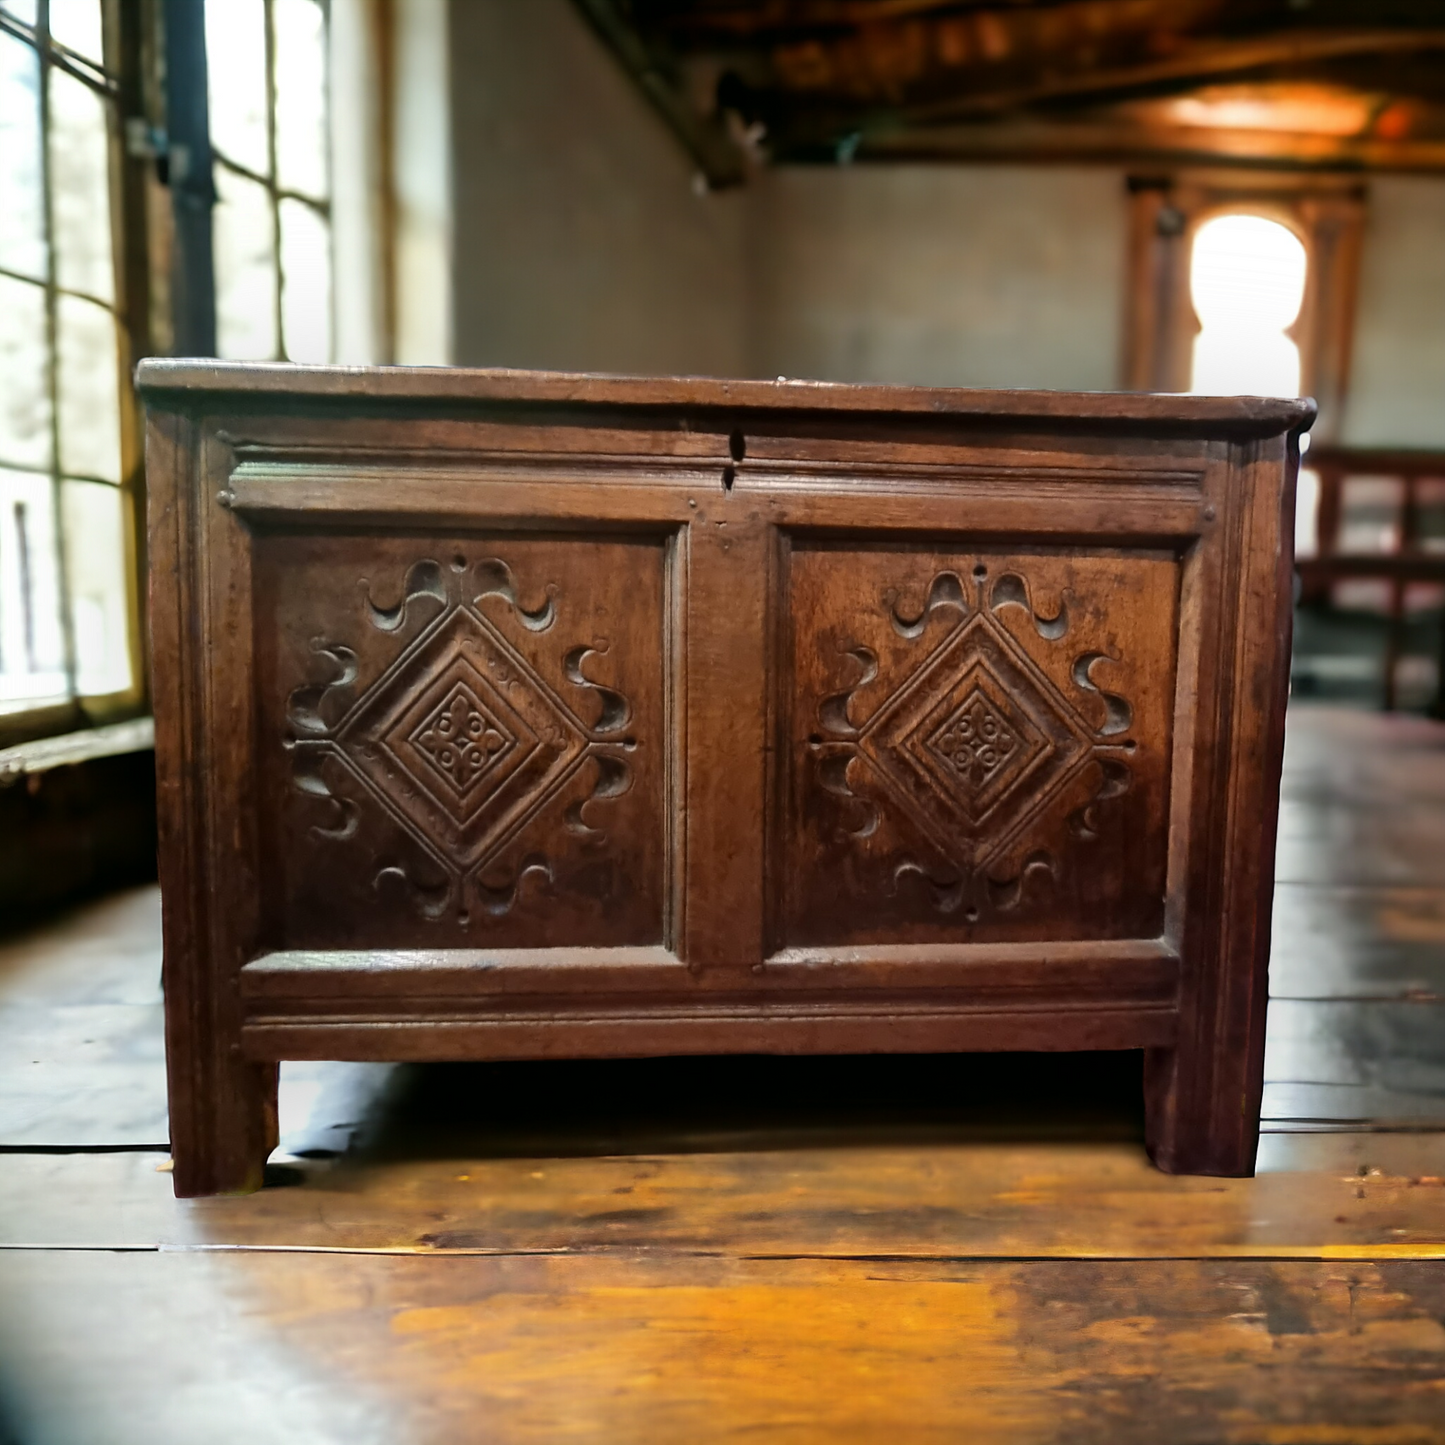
[207,0,334,365]
[0,0,346,749]
[0,0,154,748]
[1123,172,1366,444]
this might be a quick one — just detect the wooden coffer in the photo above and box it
[139,362,1311,1195]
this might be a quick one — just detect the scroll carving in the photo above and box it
[475,854,554,918]
[374,859,453,921]
[473,557,557,632]
[565,753,634,838]
[883,571,968,639]
[564,644,632,734]
[287,750,359,841]
[285,641,358,735]
[363,559,448,633]
[810,562,1134,921]
[990,572,1070,641]
[286,554,633,924]
[817,644,878,741]
[1072,652,1134,736]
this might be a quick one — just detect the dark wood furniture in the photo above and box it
[139,362,1311,1196]
[1298,445,1445,715]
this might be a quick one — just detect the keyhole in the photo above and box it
[723,428,745,492]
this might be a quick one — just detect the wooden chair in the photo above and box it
[1296,446,1445,716]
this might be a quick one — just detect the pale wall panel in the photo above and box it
[748,165,1127,391]
[1344,177,1445,448]
[448,0,747,378]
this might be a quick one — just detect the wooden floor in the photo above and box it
[3,704,1445,1443]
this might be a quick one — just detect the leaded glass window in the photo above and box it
[0,0,139,733]
[206,0,333,364]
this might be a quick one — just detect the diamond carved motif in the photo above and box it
[808,564,1140,921]
[922,680,1044,815]
[858,612,1093,870]
[336,606,589,865]
[407,681,517,797]
[285,554,641,925]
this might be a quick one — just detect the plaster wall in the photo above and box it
[749,165,1128,391]
[446,3,1445,437]
[448,0,747,377]
[1344,177,1445,448]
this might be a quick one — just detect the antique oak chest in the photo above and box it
[139,362,1311,1195]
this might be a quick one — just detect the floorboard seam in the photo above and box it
[0,1143,170,1154]
[2,1244,1443,1262]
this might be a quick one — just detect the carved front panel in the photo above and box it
[780,544,1179,946]
[255,532,671,949]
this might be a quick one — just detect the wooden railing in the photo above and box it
[1296,446,1445,714]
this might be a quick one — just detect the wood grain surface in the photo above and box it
[140,366,1307,1190]
[0,887,166,1147]
[132,358,1316,432]
[5,1132,1445,1257]
[2,1251,1444,1445]
[2,705,1445,1439]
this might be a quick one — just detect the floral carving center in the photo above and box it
[926,691,1018,796]
[409,683,515,794]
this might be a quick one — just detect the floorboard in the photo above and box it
[1,704,1444,1440]
[1266,999,1445,1125]
[1271,883,1445,1000]
[2,1252,1444,1445]
[1275,800,1445,887]
[0,887,167,1148]
[3,1131,1445,1257]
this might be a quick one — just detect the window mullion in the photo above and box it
[0,259,118,312]
[0,8,116,98]
[264,0,284,361]
[36,0,79,710]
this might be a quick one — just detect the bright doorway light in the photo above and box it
[1189,214,1307,398]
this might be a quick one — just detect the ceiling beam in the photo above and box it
[837,115,1445,171]
[902,26,1445,123]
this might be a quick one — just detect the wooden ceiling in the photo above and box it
[571,0,1445,184]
